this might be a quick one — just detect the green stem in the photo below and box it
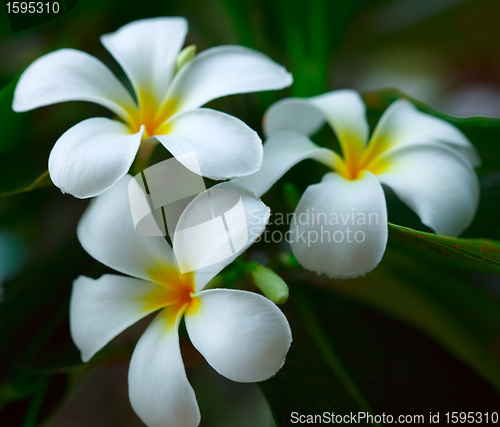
[21,378,48,427]
[293,285,381,425]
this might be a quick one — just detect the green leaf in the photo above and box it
[388,223,500,275]
[261,280,500,426]
[246,261,289,304]
[322,242,500,393]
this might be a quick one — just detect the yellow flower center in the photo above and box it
[143,265,200,324]
[126,92,178,140]
[334,134,390,180]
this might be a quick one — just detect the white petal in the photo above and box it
[77,175,175,281]
[309,90,369,167]
[185,289,292,382]
[263,98,326,137]
[171,182,270,291]
[101,17,188,105]
[70,274,166,362]
[264,89,369,169]
[48,118,144,199]
[233,132,340,198]
[309,90,369,144]
[368,99,481,167]
[376,143,480,236]
[129,306,200,427]
[165,45,292,112]
[263,90,369,167]
[13,49,137,121]
[290,172,388,279]
[156,108,263,180]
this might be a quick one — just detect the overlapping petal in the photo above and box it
[234,132,340,198]
[70,274,168,362]
[48,118,144,199]
[367,99,481,167]
[375,143,480,236]
[309,90,369,160]
[263,98,326,137]
[12,49,137,121]
[129,306,200,427]
[185,289,292,382]
[157,108,263,180]
[171,182,270,291]
[101,17,188,105]
[290,171,388,279]
[77,175,174,281]
[69,133,291,427]
[165,45,292,113]
[264,90,369,169]
[253,90,481,279]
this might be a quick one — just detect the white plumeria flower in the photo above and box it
[235,90,481,278]
[70,175,292,427]
[12,17,292,199]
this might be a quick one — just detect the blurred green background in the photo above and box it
[1,0,500,425]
